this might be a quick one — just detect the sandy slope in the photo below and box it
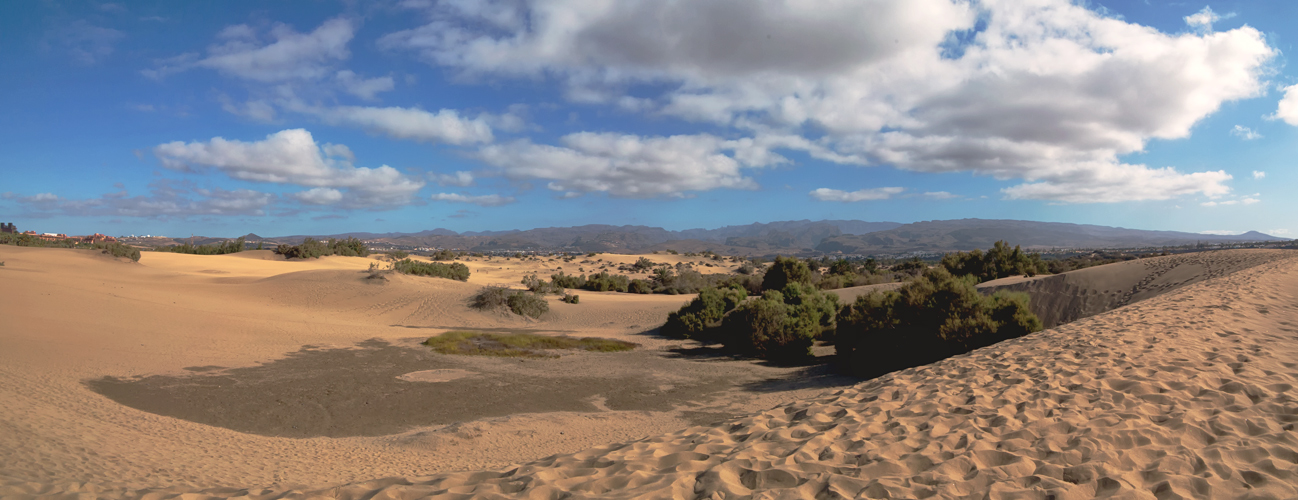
[2,247,1297,498]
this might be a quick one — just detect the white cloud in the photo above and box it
[1231,125,1262,140]
[1184,6,1228,33]
[923,191,959,199]
[149,17,354,82]
[476,133,760,197]
[295,104,494,145]
[385,0,1275,203]
[1253,170,1266,179]
[1274,85,1298,126]
[1267,228,1290,236]
[153,129,425,206]
[1199,230,1239,235]
[1201,196,1259,207]
[335,70,395,100]
[432,192,515,206]
[291,187,344,205]
[810,187,905,202]
[434,171,475,187]
[12,180,274,218]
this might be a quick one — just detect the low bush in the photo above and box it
[386,250,410,260]
[831,268,1042,378]
[275,237,370,259]
[166,237,246,255]
[391,258,470,281]
[628,279,653,294]
[97,242,141,262]
[940,240,1048,283]
[429,249,457,261]
[661,286,749,340]
[522,274,564,294]
[507,291,549,318]
[719,283,838,362]
[561,294,580,304]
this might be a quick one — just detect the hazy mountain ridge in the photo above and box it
[134,219,1286,256]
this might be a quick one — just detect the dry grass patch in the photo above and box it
[423,331,638,359]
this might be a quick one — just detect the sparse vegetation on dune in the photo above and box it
[423,331,635,358]
[1,233,142,262]
[470,287,549,318]
[391,258,470,281]
[830,267,1041,378]
[939,240,1048,283]
[164,237,247,255]
[274,237,369,259]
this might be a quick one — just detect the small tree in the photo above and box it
[761,256,813,292]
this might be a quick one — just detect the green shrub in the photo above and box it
[628,279,653,294]
[583,271,629,292]
[429,249,457,261]
[761,256,813,292]
[632,257,655,271]
[275,237,369,259]
[469,287,512,311]
[940,240,1048,283]
[831,268,1042,378]
[661,286,749,340]
[718,284,839,362]
[507,291,549,318]
[387,250,410,260]
[550,271,586,289]
[522,274,563,294]
[166,237,246,255]
[561,294,580,304]
[391,258,470,281]
[98,242,142,262]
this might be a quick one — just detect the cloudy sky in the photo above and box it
[2,0,1295,237]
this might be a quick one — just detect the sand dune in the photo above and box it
[2,246,1297,498]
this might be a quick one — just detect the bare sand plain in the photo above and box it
[1,247,1297,499]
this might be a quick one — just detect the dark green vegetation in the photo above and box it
[662,282,840,363]
[469,287,549,318]
[831,268,1041,377]
[428,249,458,260]
[660,252,1043,373]
[939,240,1048,283]
[423,331,636,358]
[391,258,471,281]
[561,294,580,304]
[274,237,369,259]
[164,237,247,255]
[522,265,745,296]
[0,233,141,262]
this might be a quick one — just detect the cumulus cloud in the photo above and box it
[810,187,905,202]
[153,128,425,206]
[11,180,274,218]
[385,0,1275,203]
[147,17,354,81]
[335,70,395,100]
[923,191,959,199]
[434,171,475,187]
[291,187,344,205]
[432,192,515,206]
[1231,125,1262,140]
[1184,6,1226,33]
[1253,170,1266,179]
[476,133,760,197]
[1273,85,1298,126]
[293,104,494,145]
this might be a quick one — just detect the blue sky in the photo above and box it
[1,0,1295,238]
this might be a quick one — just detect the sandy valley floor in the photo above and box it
[2,247,1297,498]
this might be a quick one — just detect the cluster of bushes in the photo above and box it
[165,237,252,255]
[469,287,549,318]
[391,258,471,281]
[1040,251,1163,274]
[523,265,726,296]
[662,282,839,362]
[429,249,458,261]
[830,268,1041,377]
[0,233,141,262]
[939,240,1048,283]
[561,293,580,304]
[274,237,369,259]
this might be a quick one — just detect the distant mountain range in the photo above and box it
[229,218,1287,256]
